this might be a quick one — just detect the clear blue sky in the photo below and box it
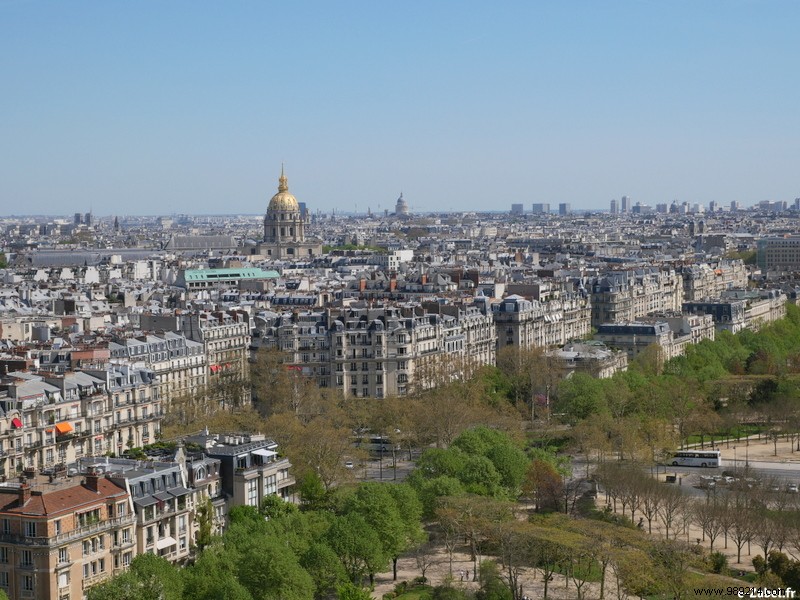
[2,1,798,216]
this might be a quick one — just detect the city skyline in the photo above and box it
[2,1,799,216]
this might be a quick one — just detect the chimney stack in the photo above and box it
[18,481,31,507]
[85,467,101,493]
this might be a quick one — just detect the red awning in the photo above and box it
[11,418,22,429]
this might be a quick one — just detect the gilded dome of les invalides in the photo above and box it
[267,167,300,212]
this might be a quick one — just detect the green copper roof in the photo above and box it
[183,268,279,281]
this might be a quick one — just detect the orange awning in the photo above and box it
[55,422,73,435]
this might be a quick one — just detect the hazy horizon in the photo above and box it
[2,1,798,216]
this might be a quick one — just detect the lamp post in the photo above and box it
[733,446,737,469]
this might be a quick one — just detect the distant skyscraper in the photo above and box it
[656,203,668,214]
[74,212,82,225]
[84,212,92,226]
[531,203,550,214]
[610,199,618,214]
[620,196,630,213]
[708,201,717,213]
[559,203,571,216]
[511,203,524,215]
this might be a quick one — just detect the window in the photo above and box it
[22,575,33,592]
[21,550,32,566]
[24,521,36,537]
[246,479,258,506]
[1,520,9,535]
[0,547,7,564]
[58,547,68,564]
[0,571,7,587]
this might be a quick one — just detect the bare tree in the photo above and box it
[726,490,756,564]
[639,477,663,534]
[692,498,725,551]
[657,485,685,540]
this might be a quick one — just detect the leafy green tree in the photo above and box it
[459,455,503,496]
[409,474,466,519]
[129,553,184,600]
[335,583,373,600]
[556,372,609,422]
[344,483,408,580]
[475,560,513,600]
[326,513,388,586]
[298,471,329,511]
[89,554,183,600]
[183,543,254,600]
[225,525,315,600]
[86,572,143,600]
[300,542,348,599]
[260,493,298,519]
[195,496,214,551]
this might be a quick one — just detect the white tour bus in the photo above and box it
[668,450,721,468]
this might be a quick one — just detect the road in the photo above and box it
[356,456,415,482]
[574,455,800,499]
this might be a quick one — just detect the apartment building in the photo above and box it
[142,310,251,407]
[0,365,161,479]
[683,289,786,334]
[0,472,134,600]
[493,292,592,350]
[588,268,684,328]
[88,458,194,564]
[109,332,207,406]
[254,302,496,398]
[594,314,715,362]
[680,260,748,301]
[757,236,800,271]
[187,433,295,511]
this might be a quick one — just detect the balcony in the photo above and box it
[0,514,137,547]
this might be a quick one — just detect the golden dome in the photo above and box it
[267,167,300,212]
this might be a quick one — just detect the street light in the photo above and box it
[733,446,737,468]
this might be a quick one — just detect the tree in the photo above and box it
[335,583,373,600]
[692,498,725,551]
[522,459,563,512]
[326,513,388,586]
[475,560,513,600]
[649,539,692,600]
[300,543,348,599]
[260,493,298,520]
[657,485,685,540]
[219,517,315,600]
[437,495,514,582]
[344,483,409,581]
[183,543,254,600]
[297,471,329,511]
[638,478,662,534]
[194,496,215,551]
[89,553,184,600]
